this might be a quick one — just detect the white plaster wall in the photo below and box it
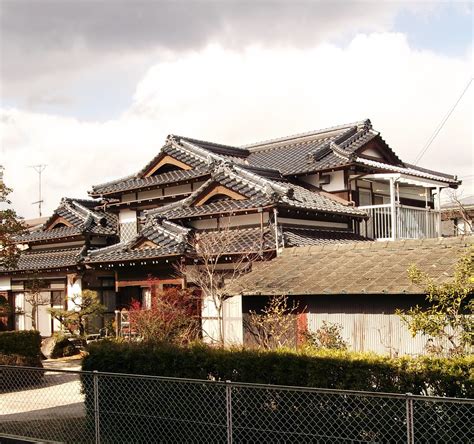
[122,193,135,203]
[119,209,137,223]
[164,184,192,196]
[201,293,221,344]
[361,147,383,158]
[189,213,268,230]
[299,171,345,192]
[323,170,345,192]
[0,277,11,291]
[37,292,52,337]
[223,295,243,346]
[15,293,26,330]
[67,275,82,311]
[137,189,164,200]
[189,219,218,230]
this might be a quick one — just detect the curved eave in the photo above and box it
[277,204,367,220]
[89,171,210,199]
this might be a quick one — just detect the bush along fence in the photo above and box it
[0,365,473,444]
[83,342,474,398]
[0,330,42,368]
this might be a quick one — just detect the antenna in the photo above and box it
[30,164,47,217]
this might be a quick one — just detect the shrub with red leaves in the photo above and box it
[129,280,200,344]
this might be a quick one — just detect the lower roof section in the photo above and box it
[229,236,473,296]
[0,246,85,274]
[283,227,368,247]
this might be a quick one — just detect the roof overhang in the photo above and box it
[359,173,450,189]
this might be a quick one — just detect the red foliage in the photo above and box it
[128,280,200,344]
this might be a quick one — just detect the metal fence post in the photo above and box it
[93,370,101,444]
[406,393,414,444]
[226,381,233,444]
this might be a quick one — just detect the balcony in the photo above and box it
[359,204,441,240]
[354,172,446,241]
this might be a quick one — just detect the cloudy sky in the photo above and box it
[0,0,472,218]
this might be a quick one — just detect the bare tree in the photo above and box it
[178,220,267,345]
[244,295,299,349]
[23,276,50,331]
[442,190,473,236]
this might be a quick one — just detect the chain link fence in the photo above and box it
[1,365,472,443]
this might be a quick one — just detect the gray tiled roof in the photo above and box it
[157,197,274,220]
[283,227,370,247]
[355,158,458,184]
[1,246,85,272]
[195,227,276,255]
[229,236,473,296]
[87,219,189,263]
[90,168,209,196]
[15,198,118,244]
[89,118,458,198]
[245,120,381,175]
[148,161,366,219]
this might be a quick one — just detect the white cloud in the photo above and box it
[1,32,472,218]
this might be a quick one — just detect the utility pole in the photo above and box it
[30,164,47,217]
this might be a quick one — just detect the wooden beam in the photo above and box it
[144,155,192,177]
[46,216,74,230]
[116,278,183,288]
[194,184,246,206]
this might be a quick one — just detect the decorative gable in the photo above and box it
[133,239,159,250]
[45,216,74,230]
[194,184,246,206]
[143,154,192,177]
[356,137,402,166]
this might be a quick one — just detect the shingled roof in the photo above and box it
[148,161,366,220]
[87,219,190,264]
[15,198,118,244]
[89,119,458,198]
[229,236,473,296]
[0,246,86,273]
[245,119,458,184]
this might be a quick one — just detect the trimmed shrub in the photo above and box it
[83,341,473,398]
[82,342,473,442]
[0,330,43,389]
[0,330,42,359]
[50,335,80,359]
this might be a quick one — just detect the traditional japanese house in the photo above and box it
[1,118,462,345]
[243,119,459,240]
[0,198,118,336]
[86,140,367,335]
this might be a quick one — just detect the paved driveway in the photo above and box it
[0,359,85,422]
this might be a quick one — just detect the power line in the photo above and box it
[414,77,473,165]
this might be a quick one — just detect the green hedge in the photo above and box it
[82,342,473,442]
[0,330,42,358]
[83,341,473,398]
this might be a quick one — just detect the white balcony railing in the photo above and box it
[359,204,440,240]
